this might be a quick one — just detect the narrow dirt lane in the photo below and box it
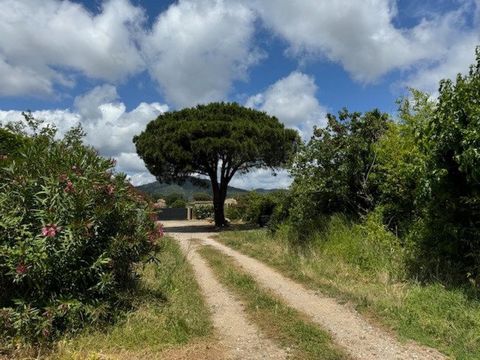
[171,228,288,360]
[164,221,446,360]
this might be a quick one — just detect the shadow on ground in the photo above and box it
[161,220,258,234]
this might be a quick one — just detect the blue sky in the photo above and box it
[0,0,478,188]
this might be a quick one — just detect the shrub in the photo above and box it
[170,199,187,208]
[234,192,286,227]
[192,192,211,201]
[0,118,160,346]
[165,193,185,207]
[194,204,214,219]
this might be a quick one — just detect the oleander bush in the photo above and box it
[0,116,161,347]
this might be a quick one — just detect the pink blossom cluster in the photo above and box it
[16,263,27,275]
[41,224,60,238]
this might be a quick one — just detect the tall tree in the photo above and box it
[133,102,298,226]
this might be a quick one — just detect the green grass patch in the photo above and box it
[216,217,480,360]
[50,237,213,359]
[198,245,348,360]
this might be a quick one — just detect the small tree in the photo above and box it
[134,102,298,226]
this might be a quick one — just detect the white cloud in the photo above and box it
[142,0,262,107]
[0,85,168,185]
[229,168,291,190]
[246,71,326,139]
[245,0,479,83]
[404,30,480,94]
[0,0,145,96]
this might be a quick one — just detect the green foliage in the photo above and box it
[0,128,26,158]
[169,199,187,208]
[55,238,212,359]
[165,193,186,207]
[193,204,214,220]
[217,222,480,359]
[232,191,288,227]
[415,48,480,281]
[134,102,299,226]
[373,91,432,234]
[192,192,212,201]
[0,118,159,347]
[289,109,390,238]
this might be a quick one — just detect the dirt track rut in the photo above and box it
[165,220,446,360]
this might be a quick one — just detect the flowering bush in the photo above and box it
[0,117,161,345]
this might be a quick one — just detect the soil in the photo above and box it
[172,224,288,360]
[164,220,446,360]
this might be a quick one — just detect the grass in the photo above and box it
[49,237,213,359]
[216,215,480,360]
[198,245,348,360]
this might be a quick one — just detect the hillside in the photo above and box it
[136,177,281,200]
[136,177,245,200]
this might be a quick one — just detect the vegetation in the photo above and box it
[53,238,213,359]
[0,115,159,351]
[199,245,347,360]
[192,192,212,201]
[135,176,248,201]
[213,47,480,359]
[216,218,480,359]
[134,102,298,227]
[227,191,290,227]
[193,204,214,220]
[285,47,480,282]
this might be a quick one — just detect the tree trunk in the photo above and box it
[211,177,227,227]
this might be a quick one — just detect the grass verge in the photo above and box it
[198,245,348,360]
[216,219,480,360]
[50,236,214,359]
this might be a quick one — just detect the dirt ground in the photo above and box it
[163,220,446,360]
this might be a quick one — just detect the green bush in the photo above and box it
[169,199,186,208]
[165,193,185,207]
[0,119,160,346]
[194,204,214,219]
[234,192,286,227]
[192,192,211,201]
[225,204,242,221]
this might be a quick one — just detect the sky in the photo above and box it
[0,0,478,189]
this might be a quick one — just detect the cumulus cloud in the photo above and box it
[142,0,262,107]
[0,0,145,96]
[244,0,479,83]
[404,23,480,94]
[0,85,167,185]
[246,71,326,139]
[229,168,292,190]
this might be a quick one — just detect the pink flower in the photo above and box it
[105,184,115,195]
[148,233,157,245]
[64,180,74,193]
[0,155,7,160]
[157,224,164,238]
[58,174,68,182]
[41,224,59,238]
[16,263,27,275]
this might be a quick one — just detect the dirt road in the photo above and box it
[164,220,446,360]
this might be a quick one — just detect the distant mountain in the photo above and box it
[136,176,281,200]
[136,176,247,200]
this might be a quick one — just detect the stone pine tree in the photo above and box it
[133,102,299,227]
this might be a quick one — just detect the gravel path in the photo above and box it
[164,220,447,360]
[172,229,288,360]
